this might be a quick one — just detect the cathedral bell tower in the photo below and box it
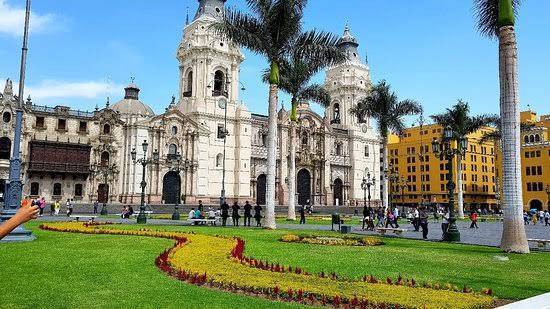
[324,25,371,130]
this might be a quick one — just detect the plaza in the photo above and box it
[1,0,549,308]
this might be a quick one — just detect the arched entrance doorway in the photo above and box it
[297,169,311,206]
[162,171,181,204]
[529,199,543,211]
[98,184,109,203]
[256,174,267,205]
[333,178,343,206]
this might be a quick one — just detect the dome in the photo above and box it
[111,83,155,117]
[338,25,359,47]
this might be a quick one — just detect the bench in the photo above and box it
[70,215,98,222]
[187,218,220,225]
[130,211,153,217]
[527,239,550,251]
[375,227,408,236]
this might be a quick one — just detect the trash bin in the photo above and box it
[331,213,341,231]
[340,225,352,234]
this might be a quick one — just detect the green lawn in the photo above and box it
[1,222,548,308]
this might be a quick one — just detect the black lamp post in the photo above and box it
[361,172,376,209]
[431,126,467,242]
[131,140,159,224]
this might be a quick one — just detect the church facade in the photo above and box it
[0,0,381,207]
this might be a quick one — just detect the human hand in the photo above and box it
[13,202,39,224]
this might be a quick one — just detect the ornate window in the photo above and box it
[529,135,534,143]
[30,182,39,196]
[53,183,62,196]
[171,126,178,135]
[213,70,226,97]
[524,135,529,144]
[168,144,178,156]
[103,124,111,135]
[216,153,223,167]
[79,121,87,133]
[35,116,45,129]
[0,137,11,160]
[535,134,541,142]
[74,184,83,197]
[335,143,343,156]
[184,71,193,97]
[332,103,341,124]
[100,151,110,167]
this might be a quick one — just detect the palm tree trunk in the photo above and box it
[381,136,389,211]
[457,154,465,219]
[498,25,529,253]
[264,63,279,229]
[288,121,296,220]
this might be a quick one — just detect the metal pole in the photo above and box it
[443,147,460,241]
[1,0,34,242]
[221,103,228,205]
[137,160,147,224]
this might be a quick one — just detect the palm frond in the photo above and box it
[294,30,347,67]
[474,0,521,38]
[299,84,331,107]
[217,9,267,55]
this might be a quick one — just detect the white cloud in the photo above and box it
[0,0,57,37]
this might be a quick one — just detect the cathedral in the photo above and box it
[0,0,380,207]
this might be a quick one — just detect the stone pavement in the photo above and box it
[36,215,550,249]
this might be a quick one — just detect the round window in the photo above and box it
[2,112,11,123]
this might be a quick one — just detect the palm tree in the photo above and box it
[218,1,343,229]
[474,0,529,253]
[265,51,341,220]
[430,100,498,219]
[350,80,422,211]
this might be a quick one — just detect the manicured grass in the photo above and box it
[1,221,548,308]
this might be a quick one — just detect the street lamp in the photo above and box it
[361,172,376,210]
[131,140,159,224]
[431,126,467,242]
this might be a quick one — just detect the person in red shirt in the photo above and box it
[469,211,478,229]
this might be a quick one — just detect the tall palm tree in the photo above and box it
[350,80,422,211]
[218,0,343,229]
[265,51,341,220]
[430,100,498,219]
[474,0,529,253]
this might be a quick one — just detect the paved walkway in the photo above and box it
[36,215,550,249]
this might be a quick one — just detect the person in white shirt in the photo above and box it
[393,207,400,228]
[413,208,420,231]
[188,208,196,220]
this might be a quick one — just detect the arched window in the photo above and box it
[332,103,341,124]
[0,137,11,160]
[535,134,541,142]
[184,71,193,97]
[53,183,62,196]
[3,111,11,123]
[30,182,39,196]
[336,143,343,156]
[100,151,110,167]
[216,153,223,167]
[103,124,111,135]
[74,184,83,197]
[524,135,529,144]
[302,135,308,147]
[171,126,178,135]
[213,70,226,97]
[168,144,178,155]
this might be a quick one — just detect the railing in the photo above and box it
[212,90,228,97]
[28,162,90,174]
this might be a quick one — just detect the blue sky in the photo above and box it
[0,0,548,123]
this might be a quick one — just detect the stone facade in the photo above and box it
[0,0,381,207]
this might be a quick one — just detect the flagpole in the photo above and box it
[1,0,35,242]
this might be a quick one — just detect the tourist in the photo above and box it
[254,204,262,227]
[221,202,229,226]
[38,197,46,216]
[367,207,375,231]
[194,208,203,220]
[188,208,195,220]
[376,207,384,227]
[385,209,395,228]
[538,210,544,224]
[469,211,479,229]
[54,200,60,216]
[128,206,134,217]
[66,199,74,217]
[121,206,128,219]
[243,201,252,226]
[362,205,368,230]
[532,212,538,225]
[93,200,99,214]
[231,202,240,227]
[0,200,39,240]
[419,206,429,240]
[207,207,216,225]
[523,212,529,225]
[299,205,306,224]
[198,200,204,212]
[544,210,550,226]
[50,199,55,216]
[393,206,400,228]
[412,207,420,231]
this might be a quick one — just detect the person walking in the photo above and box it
[367,207,375,231]
[50,199,55,216]
[393,206,400,228]
[221,201,229,227]
[532,212,538,225]
[54,200,60,216]
[198,200,204,212]
[469,211,479,229]
[385,209,395,228]
[243,201,252,227]
[412,207,420,231]
[66,199,73,217]
[231,201,240,227]
[419,206,429,240]
[254,204,262,227]
[299,205,306,225]
[376,207,384,227]
[362,205,368,230]
[523,211,529,225]
[93,200,99,215]
[544,210,550,227]
[38,197,46,216]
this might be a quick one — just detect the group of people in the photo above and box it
[120,205,135,219]
[188,200,263,227]
[361,206,401,230]
[20,197,67,217]
[524,210,550,226]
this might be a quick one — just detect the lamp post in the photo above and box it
[431,126,467,242]
[0,0,33,242]
[131,140,159,224]
[361,172,376,209]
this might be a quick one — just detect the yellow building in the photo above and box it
[388,124,498,211]
[518,110,550,210]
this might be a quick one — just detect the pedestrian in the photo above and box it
[367,207,375,231]
[299,205,306,224]
[93,200,99,214]
[362,205,368,230]
[523,212,529,225]
[188,208,195,220]
[38,197,46,216]
[254,204,262,227]
[539,210,545,225]
[385,209,395,228]
[532,212,538,225]
[66,199,73,217]
[413,207,420,231]
[469,211,479,229]
[221,201,229,226]
[198,200,204,212]
[231,201,240,226]
[54,200,60,216]
[393,206,400,228]
[544,210,550,226]
[419,206,429,240]
[50,199,55,216]
[376,207,384,227]
[243,201,252,226]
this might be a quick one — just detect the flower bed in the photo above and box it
[281,233,384,247]
[40,223,495,308]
